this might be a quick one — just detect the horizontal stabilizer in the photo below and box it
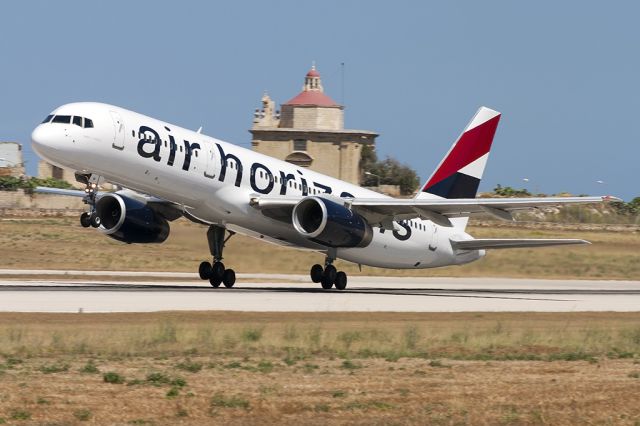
[451,238,590,250]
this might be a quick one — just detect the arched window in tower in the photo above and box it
[285,152,313,168]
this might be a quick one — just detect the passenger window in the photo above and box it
[84,118,94,128]
[132,130,135,137]
[195,151,198,158]
[72,116,83,127]
[52,115,71,124]
[42,115,53,123]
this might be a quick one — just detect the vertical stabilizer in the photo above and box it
[416,107,501,228]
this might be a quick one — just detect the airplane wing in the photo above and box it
[251,195,621,227]
[34,186,184,221]
[32,187,86,197]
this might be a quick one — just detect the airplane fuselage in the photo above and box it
[32,102,482,269]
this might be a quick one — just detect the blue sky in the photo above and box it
[1,1,638,199]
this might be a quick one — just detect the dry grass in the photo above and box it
[0,312,639,425]
[1,217,639,280]
[1,312,640,360]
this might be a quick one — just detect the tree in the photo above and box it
[362,155,420,196]
[493,184,531,197]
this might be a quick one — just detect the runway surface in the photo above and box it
[1,270,639,312]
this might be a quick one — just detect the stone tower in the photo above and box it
[251,65,377,184]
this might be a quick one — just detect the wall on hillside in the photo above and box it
[0,190,84,210]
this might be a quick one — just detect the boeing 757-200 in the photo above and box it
[31,103,618,289]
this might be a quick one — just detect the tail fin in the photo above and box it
[417,106,501,200]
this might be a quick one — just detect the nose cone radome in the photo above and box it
[31,124,58,159]
[31,125,49,149]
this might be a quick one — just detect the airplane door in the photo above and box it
[110,111,125,150]
[204,144,217,179]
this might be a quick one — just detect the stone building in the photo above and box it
[38,160,81,186]
[250,65,377,184]
[0,142,25,178]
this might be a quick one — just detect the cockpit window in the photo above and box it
[47,114,94,128]
[52,115,71,124]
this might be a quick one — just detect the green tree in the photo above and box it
[362,156,420,196]
[493,184,531,197]
[0,176,72,192]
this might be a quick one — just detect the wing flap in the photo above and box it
[451,238,590,250]
[351,196,620,226]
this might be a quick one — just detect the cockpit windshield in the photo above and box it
[43,114,94,128]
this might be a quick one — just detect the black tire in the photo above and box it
[209,276,222,288]
[324,264,337,283]
[334,271,347,290]
[310,264,324,283]
[321,276,333,289]
[211,262,225,280]
[198,261,212,280]
[80,212,91,228]
[90,214,101,228]
[222,269,236,288]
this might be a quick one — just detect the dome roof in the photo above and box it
[284,90,338,107]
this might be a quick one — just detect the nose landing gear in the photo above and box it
[76,173,101,229]
[310,255,348,290]
[198,225,236,288]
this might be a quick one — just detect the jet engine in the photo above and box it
[292,196,373,248]
[94,193,170,243]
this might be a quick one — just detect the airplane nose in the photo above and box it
[31,125,50,148]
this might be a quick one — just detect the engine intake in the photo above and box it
[95,193,170,244]
[292,196,373,248]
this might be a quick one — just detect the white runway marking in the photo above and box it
[0,271,639,313]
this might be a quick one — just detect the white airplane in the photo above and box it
[31,103,618,289]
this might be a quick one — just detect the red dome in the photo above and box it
[284,90,338,107]
[306,68,320,77]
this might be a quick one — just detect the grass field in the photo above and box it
[1,217,640,424]
[0,312,639,425]
[1,216,639,280]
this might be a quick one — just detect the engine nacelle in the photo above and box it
[95,193,170,244]
[292,196,373,248]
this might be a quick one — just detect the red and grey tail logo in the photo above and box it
[422,107,501,199]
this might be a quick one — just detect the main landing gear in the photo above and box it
[198,225,236,288]
[310,255,348,290]
[76,173,101,229]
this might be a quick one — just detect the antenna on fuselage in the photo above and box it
[196,126,203,134]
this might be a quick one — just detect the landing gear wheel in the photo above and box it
[222,269,236,288]
[80,212,91,228]
[198,261,212,280]
[209,276,222,288]
[321,277,333,289]
[310,264,323,283]
[321,265,337,289]
[324,264,337,282]
[90,214,101,228]
[211,262,225,281]
[334,271,347,290]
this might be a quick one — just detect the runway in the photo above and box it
[0,270,639,312]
